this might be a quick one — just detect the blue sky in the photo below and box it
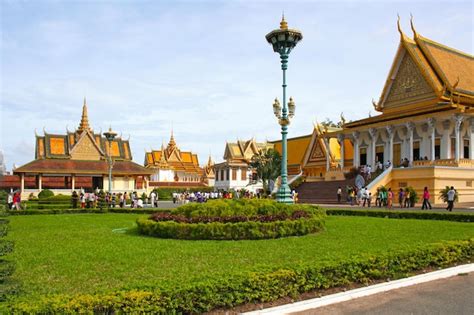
[1,0,472,170]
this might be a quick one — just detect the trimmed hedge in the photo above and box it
[137,214,325,240]
[7,208,171,216]
[7,238,473,314]
[326,209,474,222]
[138,200,326,240]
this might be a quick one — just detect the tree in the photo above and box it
[250,149,281,195]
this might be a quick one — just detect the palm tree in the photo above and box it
[250,149,281,195]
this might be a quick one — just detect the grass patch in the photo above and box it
[5,213,474,302]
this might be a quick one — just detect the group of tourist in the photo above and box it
[171,190,262,204]
[337,185,457,211]
[71,190,149,209]
[6,191,22,210]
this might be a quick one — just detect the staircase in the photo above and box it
[297,179,354,204]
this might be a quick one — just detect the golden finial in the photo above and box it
[280,12,288,30]
[340,112,346,125]
[410,13,418,38]
[78,97,91,132]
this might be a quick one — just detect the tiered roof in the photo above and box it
[223,139,273,164]
[14,99,151,176]
[144,132,202,174]
[346,17,473,128]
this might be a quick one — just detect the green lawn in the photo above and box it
[6,213,474,300]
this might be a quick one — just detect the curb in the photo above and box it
[242,263,474,315]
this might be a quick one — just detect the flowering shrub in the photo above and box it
[149,210,310,224]
[138,199,325,240]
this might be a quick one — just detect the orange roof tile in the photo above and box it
[417,36,474,94]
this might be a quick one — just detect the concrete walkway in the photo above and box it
[243,264,474,315]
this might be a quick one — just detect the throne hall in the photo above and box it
[319,19,474,202]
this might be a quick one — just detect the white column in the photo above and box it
[352,131,360,168]
[20,174,25,192]
[38,174,42,191]
[337,134,345,169]
[386,125,394,164]
[71,175,75,191]
[470,118,474,160]
[369,128,377,168]
[441,120,451,159]
[428,118,436,161]
[324,137,331,172]
[406,122,414,165]
[454,114,463,162]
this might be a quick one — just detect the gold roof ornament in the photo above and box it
[410,13,418,38]
[452,76,460,90]
[280,13,288,30]
[396,14,410,42]
[340,112,346,126]
[78,97,91,132]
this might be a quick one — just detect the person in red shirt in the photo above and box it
[421,186,432,210]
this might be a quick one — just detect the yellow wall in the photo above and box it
[369,167,474,205]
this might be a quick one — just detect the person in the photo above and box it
[366,165,372,180]
[137,198,143,208]
[349,189,355,206]
[446,186,456,212]
[14,192,22,210]
[71,191,79,209]
[404,189,411,208]
[80,193,85,208]
[337,187,342,203]
[374,188,380,207]
[150,191,156,208]
[119,193,124,208]
[293,191,299,203]
[367,192,372,207]
[387,188,393,209]
[421,187,432,210]
[88,192,95,208]
[381,189,387,207]
[7,193,13,210]
[111,193,116,208]
[398,188,405,208]
[362,187,369,207]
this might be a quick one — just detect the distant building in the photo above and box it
[214,139,272,192]
[12,99,152,197]
[0,151,6,175]
[144,133,214,188]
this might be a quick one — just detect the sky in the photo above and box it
[1,0,472,170]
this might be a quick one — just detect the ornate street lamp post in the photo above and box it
[103,127,117,194]
[266,15,303,203]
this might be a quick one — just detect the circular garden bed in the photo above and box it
[136,199,326,240]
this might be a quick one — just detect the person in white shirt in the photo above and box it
[150,191,156,208]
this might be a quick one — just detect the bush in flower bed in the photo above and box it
[137,199,325,240]
[7,238,473,314]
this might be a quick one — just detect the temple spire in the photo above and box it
[168,129,176,147]
[78,97,91,132]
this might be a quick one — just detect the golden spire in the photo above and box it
[280,12,288,30]
[78,97,91,132]
[169,129,176,147]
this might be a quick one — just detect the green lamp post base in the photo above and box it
[276,184,294,203]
